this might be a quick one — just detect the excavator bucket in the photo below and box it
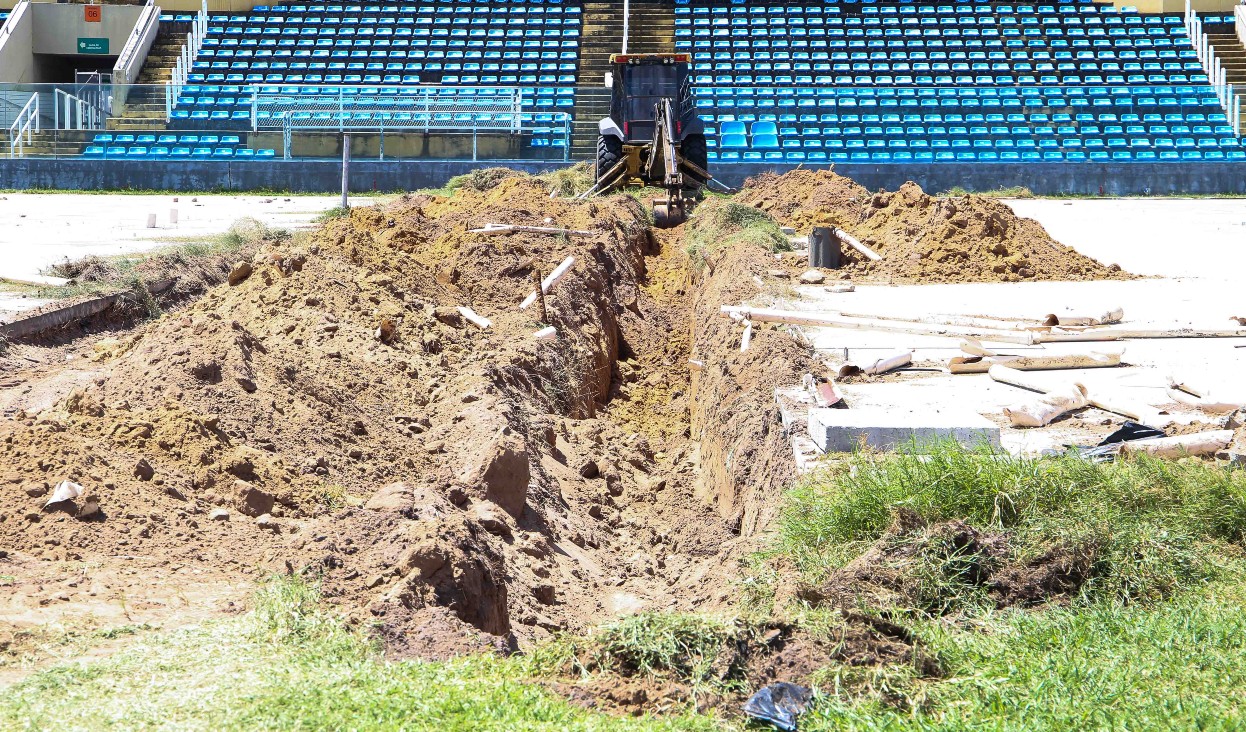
[652,196,688,228]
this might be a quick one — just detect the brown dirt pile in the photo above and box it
[686,218,818,535]
[0,172,814,657]
[799,509,1097,614]
[736,169,1129,284]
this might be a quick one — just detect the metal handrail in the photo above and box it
[54,88,107,131]
[8,93,38,158]
[1186,0,1240,130]
[114,0,160,86]
[166,0,208,121]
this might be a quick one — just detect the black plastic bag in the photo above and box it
[1098,421,1166,446]
[1075,420,1167,462]
[742,682,813,731]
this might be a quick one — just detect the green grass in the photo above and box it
[543,613,743,694]
[748,443,1246,729]
[776,444,1246,605]
[684,199,792,270]
[939,185,1035,198]
[0,578,726,732]
[800,581,1246,731]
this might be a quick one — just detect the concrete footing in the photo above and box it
[808,406,1001,452]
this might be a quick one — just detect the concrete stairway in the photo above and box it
[108,26,190,132]
[2,130,99,158]
[571,0,675,158]
[1206,33,1246,134]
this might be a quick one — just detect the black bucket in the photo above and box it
[809,226,840,269]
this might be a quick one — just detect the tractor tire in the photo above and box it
[596,135,623,183]
[680,134,709,193]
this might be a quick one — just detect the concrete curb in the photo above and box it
[0,278,174,341]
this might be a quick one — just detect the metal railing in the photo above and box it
[166,1,209,121]
[54,89,106,130]
[252,85,525,133]
[0,0,27,38]
[113,0,161,110]
[8,93,39,158]
[1186,0,1242,133]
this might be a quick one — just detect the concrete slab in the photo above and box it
[809,406,1001,453]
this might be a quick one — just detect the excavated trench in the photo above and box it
[0,172,813,654]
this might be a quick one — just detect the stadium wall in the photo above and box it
[3,159,1246,195]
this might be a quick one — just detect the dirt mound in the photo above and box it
[800,510,1098,614]
[0,172,814,655]
[737,170,1129,284]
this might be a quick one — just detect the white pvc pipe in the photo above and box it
[838,349,912,377]
[457,306,492,329]
[519,256,576,309]
[1119,431,1234,459]
[533,326,557,340]
[1004,383,1090,428]
[720,305,1036,344]
[949,351,1121,374]
[837,229,882,262]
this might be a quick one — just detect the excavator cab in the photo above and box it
[589,53,710,226]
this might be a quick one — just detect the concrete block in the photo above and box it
[808,407,1000,453]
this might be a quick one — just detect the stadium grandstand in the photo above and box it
[0,0,1244,191]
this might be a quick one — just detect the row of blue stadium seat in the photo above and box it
[82,146,278,159]
[693,48,1194,58]
[180,73,572,86]
[200,45,577,56]
[692,98,1224,112]
[93,134,241,145]
[193,55,576,69]
[209,18,579,28]
[679,2,1112,13]
[209,25,579,35]
[177,86,572,105]
[678,16,1182,26]
[187,63,575,80]
[695,74,1205,85]
[678,38,1193,49]
[707,150,1246,161]
[707,110,1231,124]
[712,119,1239,136]
[710,134,1243,149]
[678,26,1183,37]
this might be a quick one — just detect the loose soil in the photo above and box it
[736,169,1131,284]
[0,171,812,664]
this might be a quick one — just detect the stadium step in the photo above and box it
[572,0,676,158]
[103,26,191,133]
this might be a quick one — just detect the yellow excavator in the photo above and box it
[578,53,712,227]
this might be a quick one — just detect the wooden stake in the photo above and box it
[533,267,548,323]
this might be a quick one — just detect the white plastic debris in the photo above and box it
[45,480,84,506]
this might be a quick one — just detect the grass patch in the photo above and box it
[538,162,594,197]
[312,206,351,223]
[684,199,791,271]
[548,613,743,694]
[939,185,1035,198]
[778,444,1245,605]
[28,217,286,306]
[802,581,1246,731]
[0,577,725,731]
